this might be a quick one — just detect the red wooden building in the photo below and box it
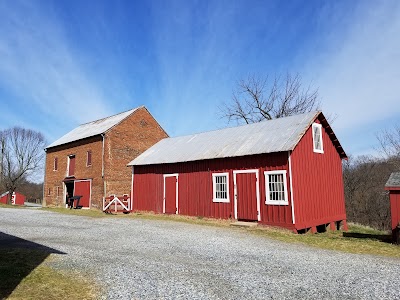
[385,172,400,243]
[128,111,348,232]
[0,191,26,206]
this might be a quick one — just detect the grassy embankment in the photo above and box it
[39,206,400,258]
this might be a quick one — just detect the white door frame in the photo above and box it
[233,169,261,221]
[163,174,179,214]
[73,179,92,209]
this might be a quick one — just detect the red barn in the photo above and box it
[0,191,26,206]
[385,172,400,243]
[128,111,348,233]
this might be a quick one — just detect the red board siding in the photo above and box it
[74,180,91,208]
[290,118,346,230]
[0,192,26,205]
[164,176,177,214]
[390,191,400,231]
[133,152,294,228]
[236,172,258,221]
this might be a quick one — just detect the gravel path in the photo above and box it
[1,208,400,299]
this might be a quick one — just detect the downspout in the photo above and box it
[288,151,295,225]
[43,149,47,206]
[101,134,106,201]
[130,166,134,211]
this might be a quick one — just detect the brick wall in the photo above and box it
[44,135,103,207]
[104,107,168,197]
[43,106,168,209]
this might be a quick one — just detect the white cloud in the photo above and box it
[0,1,111,132]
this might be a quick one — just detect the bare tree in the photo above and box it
[377,125,400,169]
[220,73,320,124]
[0,127,46,204]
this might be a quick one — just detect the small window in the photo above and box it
[87,150,92,167]
[265,170,288,205]
[312,123,324,153]
[47,188,51,196]
[53,157,58,171]
[212,173,230,203]
[57,186,61,197]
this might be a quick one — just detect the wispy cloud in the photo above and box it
[303,1,400,154]
[0,1,111,140]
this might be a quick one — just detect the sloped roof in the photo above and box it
[46,107,141,149]
[129,111,345,166]
[386,172,400,187]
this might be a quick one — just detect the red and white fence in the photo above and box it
[103,194,131,213]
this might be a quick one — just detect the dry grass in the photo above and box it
[39,207,400,258]
[41,207,106,218]
[0,203,26,209]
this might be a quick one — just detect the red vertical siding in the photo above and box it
[133,152,294,228]
[236,172,258,221]
[389,191,400,231]
[290,118,346,230]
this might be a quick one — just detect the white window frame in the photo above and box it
[53,157,58,171]
[264,170,289,206]
[212,172,230,203]
[86,150,92,167]
[312,123,324,154]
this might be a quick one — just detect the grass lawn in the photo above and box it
[39,207,400,258]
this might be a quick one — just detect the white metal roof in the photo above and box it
[46,107,140,149]
[128,111,321,166]
[386,172,400,187]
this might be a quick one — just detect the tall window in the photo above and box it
[265,170,288,205]
[53,157,58,171]
[68,155,75,177]
[87,150,92,167]
[212,173,230,203]
[47,187,51,196]
[312,123,324,153]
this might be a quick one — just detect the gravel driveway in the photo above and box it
[1,208,400,299]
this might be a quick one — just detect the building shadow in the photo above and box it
[342,232,393,244]
[0,231,66,299]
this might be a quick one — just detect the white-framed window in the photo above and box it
[86,150,92,167]
[312,123,324,153]
[212,172,230,203]
[265,170,288,205]
[53,157,58,171]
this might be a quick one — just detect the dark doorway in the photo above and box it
[65,181,74,205]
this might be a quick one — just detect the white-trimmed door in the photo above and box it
[163,174,178,214]
[233,169,260,221]
[74,179,92,208]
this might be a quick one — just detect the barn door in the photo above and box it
[234,170,260,221]
[74,180,91,208]
[163,174,178,214]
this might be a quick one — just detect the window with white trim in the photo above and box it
[53,157,58,171]
[312,123,324,153]
[265,170,288,205]
[212,173,230,203]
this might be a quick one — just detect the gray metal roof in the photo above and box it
[128,111,323,166]
[386,172,400,187]
[46,107,140,149]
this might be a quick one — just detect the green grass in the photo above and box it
[41,207,107,218]
[39,207,400,258]
[0,248,98,300]
[0,203,26,209]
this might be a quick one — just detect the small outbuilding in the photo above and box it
[0,191,26,206]
[128,111,348,233]
[385,172,400,243]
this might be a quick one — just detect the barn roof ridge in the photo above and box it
[46,106,143,149]
[128,110,341,166]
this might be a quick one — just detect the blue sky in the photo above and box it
[0,0,399,161]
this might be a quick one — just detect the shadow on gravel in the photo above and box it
[343,232,392,243]
[0,231,66,299]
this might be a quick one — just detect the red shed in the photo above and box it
[385,172,400,243]
[0,191,26,206]
[128,111,348,233]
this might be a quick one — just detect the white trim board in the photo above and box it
[233,169,261,221]
[163,174,179,214]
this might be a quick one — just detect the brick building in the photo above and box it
[44,106,167,209]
